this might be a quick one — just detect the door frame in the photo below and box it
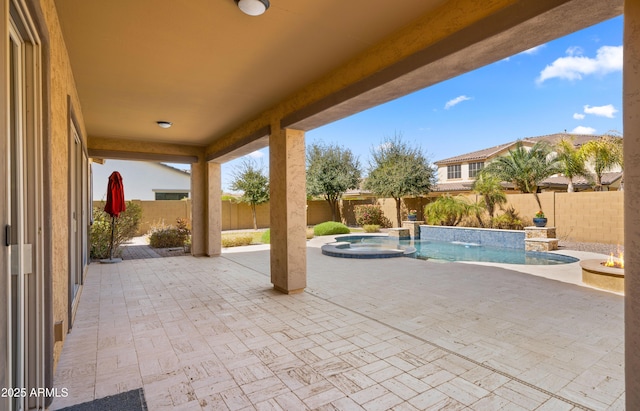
[67,105,88,329]
[5,0,45,410]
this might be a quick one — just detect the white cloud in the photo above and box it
[571,126,596,135]
[584,104,617,118]
[521,45,545,55]
[444,95,471,109]
[573,113,585,120]
[566,46,584,56]
[247,150,264,159]
[536,45,622,84]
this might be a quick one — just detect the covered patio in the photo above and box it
[3,1,639,410]
[50,244,623,410]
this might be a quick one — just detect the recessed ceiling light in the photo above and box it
[157,121,173,129]
[235,0,270,16]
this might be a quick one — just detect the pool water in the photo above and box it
[335,235,578,265]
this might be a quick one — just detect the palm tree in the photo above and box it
[482,141,560,211]
[579,135,623,191]
[554,136,591,192]
[472,173,507,218]
[424,195,481,226]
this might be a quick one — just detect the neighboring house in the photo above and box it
[433,133,623,194]
[92,160,191,201]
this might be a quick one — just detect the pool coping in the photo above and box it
[321,236,416,259]
[323,234,579,264]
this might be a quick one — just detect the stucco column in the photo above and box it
[269,128,307,293]
[625,2,640,408]
[190,157,207,256]
[207,162,222,256]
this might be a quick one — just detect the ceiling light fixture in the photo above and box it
[235,0,270,16]
[156,121,172,129]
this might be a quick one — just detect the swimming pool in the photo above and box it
[334,235,579,265]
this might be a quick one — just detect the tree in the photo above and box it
[472,173,506,218]
[580,134,623,191]
[554,136,591,192]
[364,135,435,226]
[424,195,481,226]
[230,159,269,230]
[482,141,560,211]
[306,142,362,221]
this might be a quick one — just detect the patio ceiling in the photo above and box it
[54,0,623,159]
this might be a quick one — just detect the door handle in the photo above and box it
[5,225,9,247]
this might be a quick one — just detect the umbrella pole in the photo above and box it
[109,215,115,259]
[101,215,122,264]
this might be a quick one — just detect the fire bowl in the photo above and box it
[580,259,624,293]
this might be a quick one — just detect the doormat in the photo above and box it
[58,388,147,411]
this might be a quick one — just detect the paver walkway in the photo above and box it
[51,245,624,410]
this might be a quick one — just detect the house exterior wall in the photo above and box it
[40,0,89,366]
[436,139,623,187]
[92,160,190,201]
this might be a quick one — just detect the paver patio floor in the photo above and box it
[51,245,624,410]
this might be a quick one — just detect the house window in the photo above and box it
[155,192,189,200]
[447,164,461,179]
[469,162,484,178]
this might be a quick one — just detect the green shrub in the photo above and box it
[90,201,142,259]
[490,206,524,230]
[424,195,481,226]
[222,234,254,247]
[260,228,312,243]
[261,229,270,244]
[176,217,191,243]
[313,221,350,236]
[148,218,191,248]
[363,224,380,233]
[354,205,392,228]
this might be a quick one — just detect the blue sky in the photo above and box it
[220,16,623,191]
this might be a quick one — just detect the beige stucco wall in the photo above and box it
[134,200,192,235]
[113,192,623,245]
[41,0,89,366]
[555,191,624,244]
[343,192,623,244]
[221,201,269,231]
[500,192,623,244]
[98,199,334,235]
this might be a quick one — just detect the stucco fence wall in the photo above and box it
[503,191,623,245]
[342,192,623,244]
[94,199,335,235]
[428,191,623,245]
[94,191,623,244]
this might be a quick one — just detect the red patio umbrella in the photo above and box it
[102,171,126,263]
[104,171,126,217]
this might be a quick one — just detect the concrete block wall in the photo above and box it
[95,199,334,234]
[221,201,270,231]
[131,200,192,235]
[96,191,623,244]
[555,191,623,245]
[502,191,623,244]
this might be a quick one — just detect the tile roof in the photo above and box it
[540,172,623,187]
[434,133,620,165]
[431,182,475,192]
[432,181,515,192]
[433,172,623,193]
